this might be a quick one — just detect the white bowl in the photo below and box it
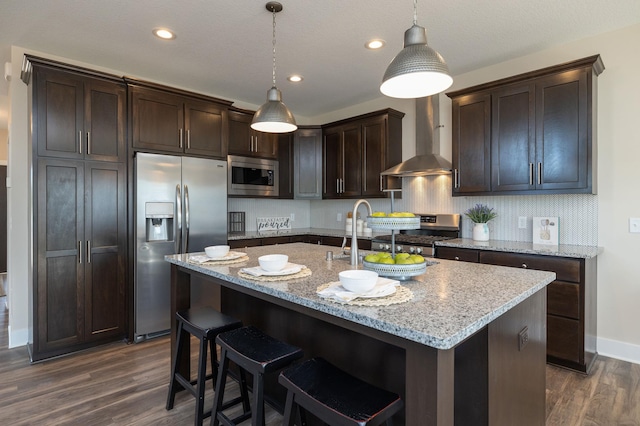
[205,245,230,258]
[258,254,289,272]
[339,270,379,294]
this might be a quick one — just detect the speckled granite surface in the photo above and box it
[227,227,385,241]
[435,238,602,258]
[166,243,555,350]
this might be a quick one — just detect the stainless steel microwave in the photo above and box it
[228,155,279,197]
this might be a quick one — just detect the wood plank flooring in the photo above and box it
[1,297,638,425]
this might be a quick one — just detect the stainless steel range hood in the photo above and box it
[381,95,452,177]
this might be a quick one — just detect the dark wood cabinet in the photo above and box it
[228,109,278,159]
[277,132,294,199]
[448,55,603,196]
[34,65,126,162]
[435,246,597,373]
[130,84,229,159]
[25,56,128,361]
[322,109,404,199]
[229,234,371,250]
[293,126,323,200]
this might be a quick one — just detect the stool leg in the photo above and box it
[211,348,229,426]
[251,372,265,426]
[209,338,218,389]
[282,390,295,426]
[238,368,251,414]
[166,321,184,410]
[195,336,208,426]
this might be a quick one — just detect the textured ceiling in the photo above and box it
[1,0,639,128]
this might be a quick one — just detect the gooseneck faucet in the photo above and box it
[350,199,372,266]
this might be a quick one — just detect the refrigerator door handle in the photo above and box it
[175,184,182,254]
[184,184,190,253]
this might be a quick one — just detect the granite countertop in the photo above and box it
[227,227,385,241]
[435,238,602,259]
[166,243,555,350]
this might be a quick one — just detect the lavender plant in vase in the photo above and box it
[464,204,497,242]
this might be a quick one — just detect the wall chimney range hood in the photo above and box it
[381,95,452,177]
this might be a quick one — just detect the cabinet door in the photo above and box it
[36,159,85,354]
[228,110,253,156]
[131,87,183,153]
[361,116,386,197]
[278,133,294,199]
[535,69,589,191]
[84,161,126,340]
[34,67,84,159]
[323,129,342,198]
[85,79,126,162]
[491,84,535,192]
[294,127,322,199]
[452,92,491,194]
[184,99,227,158]
[254,132,278,158]
[341,123,362,197]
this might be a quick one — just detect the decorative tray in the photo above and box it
[366,216,421,230]
[363,259,437,280]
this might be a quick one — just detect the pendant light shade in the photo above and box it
[251,2,297,133]
[380,2,452,98]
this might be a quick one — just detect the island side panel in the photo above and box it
[170,264,192,381]
[488,287,546,425]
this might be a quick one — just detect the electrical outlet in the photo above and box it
[518,326,529,351]
[630,218,640,233]
[337,213,342,222]
[290,213,295,221]
[518,216,527,229]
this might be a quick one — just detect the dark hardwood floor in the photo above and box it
[0,297,638,425]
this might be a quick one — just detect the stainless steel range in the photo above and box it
[371,213,461,257]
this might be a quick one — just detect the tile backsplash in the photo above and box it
[230,174,598,246]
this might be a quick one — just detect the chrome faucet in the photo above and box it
[350,199,372,266]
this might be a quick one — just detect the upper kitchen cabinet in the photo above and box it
[293,126,323,200]
[447,55,604,196]
[322,109,404,199]
[277,131,294,199]
[128,81,231,159]
[29,59,126,163]
[228,108,278,159]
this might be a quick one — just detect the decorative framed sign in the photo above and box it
[257,216,291,232]
[533,217,559,245]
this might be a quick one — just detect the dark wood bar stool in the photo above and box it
[166,306,243,426]
[279,357,403,426]
[211,325,303,426]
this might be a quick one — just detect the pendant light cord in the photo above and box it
[271,7,277,87]
[413,0,418,26]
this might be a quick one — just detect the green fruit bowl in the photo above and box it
[363,259,435,281]
[366,216,421,230]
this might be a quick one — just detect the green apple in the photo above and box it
[395,257,414,265]
[387,212,402,218]
[409,254,425,264]
[399,212,415,217]
[378,252,392,259]
[395,253,410,260]
[378,257,395,264]
[364,253,380,263]
[371,212,387,217]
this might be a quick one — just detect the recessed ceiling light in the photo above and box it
[365,39,385,50]
[287,75,303,83]
[153,28,176,40]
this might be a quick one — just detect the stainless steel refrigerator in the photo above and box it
[134,153,227,341]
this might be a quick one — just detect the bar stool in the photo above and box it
[279,357,403,426]
[166,306,243,426]
[211,325,303,426]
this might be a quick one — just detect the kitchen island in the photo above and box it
[166,243,555,425]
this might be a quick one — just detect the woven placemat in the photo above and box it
[316,282,414,306]
[188,256,249,266]
[238,267,312,282]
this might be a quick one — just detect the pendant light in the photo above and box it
[251,2,297,133]
[380,0,453,98]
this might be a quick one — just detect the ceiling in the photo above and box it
[1,0,640,129]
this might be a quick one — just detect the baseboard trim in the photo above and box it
[597,337,640,365]
[8,325,29,349]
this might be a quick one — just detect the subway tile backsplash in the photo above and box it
[230,174,598,246]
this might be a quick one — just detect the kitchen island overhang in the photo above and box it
[166,243,555,425]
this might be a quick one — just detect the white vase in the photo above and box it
[473,222,490,241]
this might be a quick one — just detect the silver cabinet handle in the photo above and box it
[184,184,190,253]
[537,162,542,185]
[250,136,255,152]
[78,241,82,264]
[336,178,340,194]
[87,132,91,155]
[86,240,91,264]
[454,169,459,188]
[78,131,83,154]
[380,175,384,192]
[179,128,184,149]
[529,163,534,186]
[522,263,528,269]
[175,184,182,254]
[454,256,460,261]
[186,129,190,149]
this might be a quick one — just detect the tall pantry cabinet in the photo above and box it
[23,56,127,362]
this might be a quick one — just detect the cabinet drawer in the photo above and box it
[479,252,581,282]
[436,247,479,263]
[547,315,582,363]
[262,236,292,246]
[229,238,261,249]
[547,281,580,319]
